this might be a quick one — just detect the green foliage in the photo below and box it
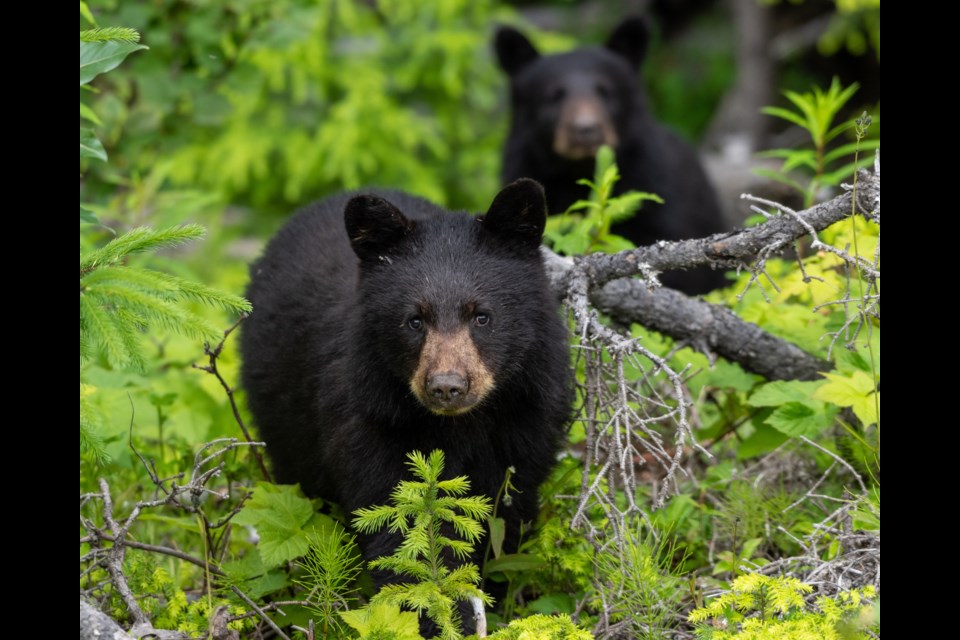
[353,450,493,640]
[757,78,879,208]
[233,483,336,569]
[544,145,662,255]
[116,552,254,636]
[295,526,363,637]
[80,38,148,85]
[594,525,687,639]
[818,0,881,58]
[488,613,594,640]
[80,16,249,468]
[689,573,877,640]
[80,225,250,372]
[340,602,424,640]
[82,0,509,211]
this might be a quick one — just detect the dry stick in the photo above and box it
[227,601,314,624]
[798,435,868,494]
[193,314,272,482]
[80,535,225,576]
[97,478,147,625]
[230,585,293,640]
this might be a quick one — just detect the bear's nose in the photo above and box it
[570,119,603,145]
[428,373,469,402]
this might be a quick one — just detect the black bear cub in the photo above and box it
[241,179,571,585]
[495,17,727,294]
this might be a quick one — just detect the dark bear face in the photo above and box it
[495,17,650,161]
[345,180,549,417]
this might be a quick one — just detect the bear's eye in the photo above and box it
[595,83,612,100]
[408,317,423,331]
[547,86,566,104]
[474,313,490,327]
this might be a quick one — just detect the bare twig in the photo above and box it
[193,314,272,482]
[231,586,293,640]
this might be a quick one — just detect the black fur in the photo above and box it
[241,180,572,577]
[495,17,727,294]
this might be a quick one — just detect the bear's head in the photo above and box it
[344,179,553,418]
[494,17,650,162]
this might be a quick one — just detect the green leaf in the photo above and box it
[80,206,98,224]
[834,347,876,376]
[234,483,314,530]
[813,371,879,426]
[487,516,505,560]
[751,168,807,194]
[80,1,96,25]
[761,106,808,130]
[233,483,332,568]
[80,128,107,162]
[484,552,547,574]
[766,402,834,437]
[748,380,825,407]
[80,40,148,85]
[80,102,101,125]
[606,191,662,223]
[528,593,576,615]
[737,421,789,459]
[340,603,422,639]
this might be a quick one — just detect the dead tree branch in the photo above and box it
[81,598,134,640]
[543,164,879,382]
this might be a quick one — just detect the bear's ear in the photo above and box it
[480,178,547,254]
[605,16,650,69]
[494,25,540,75]
[344,195,415,262]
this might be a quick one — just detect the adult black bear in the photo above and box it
[241,179,571,588]
[495,17,727,294]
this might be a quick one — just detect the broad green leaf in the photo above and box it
[80,40,147,85]
[484,552,547,574]
[233,483,314,531]
[222,551,290,599]
[748,380,825,407]
[766,401,835,437]
[737,420,789,459]
[80,206,98,223]
[488,516,505,559]
[340,603,421,639]
[814,371,879,426]
[528,593,576,614]
[834,347,876,375]
[80,102,101,125]
[80,128,107,162]
[233,483,334,567]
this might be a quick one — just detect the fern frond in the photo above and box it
[80,27,141,43]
